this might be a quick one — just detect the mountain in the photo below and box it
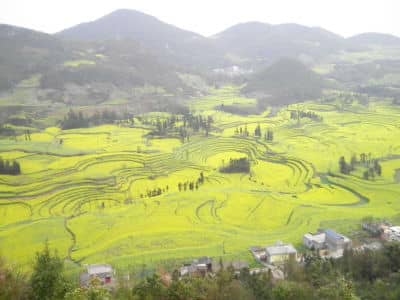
[243,58,325,105]
[347,33,400,47]
[0,24,70,90]
[57,9,223,68]
[57,10,400,70]
[0,24,191,106]
[58,9,202,44]
[213,22,346,68]
[39,39,188,100]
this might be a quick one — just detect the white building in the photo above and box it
[265,242,297,265]
[325,229,352,251]
[303,230,352,258]
[80,264,115,287]
[303,232,326,250]
[383,226,400,241]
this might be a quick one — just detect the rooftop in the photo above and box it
[87,264,113,276]
[194,257,213,265]
[266,243,297,256]
[389,226,400,233]
[325,229,350,241]
[304,232,326,243]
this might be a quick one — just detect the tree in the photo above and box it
[339,157,350,175]
[199,172,205,184]
[254,124,262,137]
[0,156,21,175]
[267,130,274,142]
[350,155,358,171]
[220,158,250,173]
[374,160,382,176]
[0,257,29,300]
[360,153,367,164]
[167,279,194,300]
[384,243,400,272]
[64,278,111,300]
[273,281,313,300]
[132,274,166,300]
[30,242,70,300]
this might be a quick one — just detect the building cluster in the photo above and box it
[362,222,400,242]
[81,224,399,287]
[248,229,353,279]
[303,229,352,258]
[179,257,249,278]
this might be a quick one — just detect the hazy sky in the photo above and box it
[1,0,399,37]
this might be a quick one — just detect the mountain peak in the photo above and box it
[57,9,202,42]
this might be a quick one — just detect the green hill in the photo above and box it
[243,58,325,105]
[213,22,346,68]
[57,9,223,69]
[0,25,70,91]
[0,24,192,104]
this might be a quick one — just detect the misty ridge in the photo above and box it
[1,8,400,112]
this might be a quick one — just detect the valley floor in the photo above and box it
[1,86,400,273]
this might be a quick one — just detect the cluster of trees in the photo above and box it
[145,114,213,140]
[290,110,323,122]
[140,186,169,199]
[217,103,260,116]
[177,172,205,192]
[141,116,177,136]
[255,125,274,141]
[220,157,251,173]
[6,116,32,127]
[24,130,32,141]
[61,109,121,130]
[0,156,21,175]
[177,114,214,141]
[0,124,16,137]
[265,129,274,142]
[234,126,250,137]
[154,117,176,136]
[339,154,382,180]
[362,160,382,180]
[3,242,400,299]
[234,125,274,141]
[61,110,90,130]
[183,114,213,134]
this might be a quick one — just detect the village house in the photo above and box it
[303,232,326,250]
[362,222,384,237]
[179,257,213,277]
[179,257,250,278]
[382,225,400,242]
[265,242,297,265]
[250,246,267,262]
[80,264,115,288]
[325,229,352,251]
[303,230,352,258]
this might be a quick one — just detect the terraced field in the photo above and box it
[1,86,400,272]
